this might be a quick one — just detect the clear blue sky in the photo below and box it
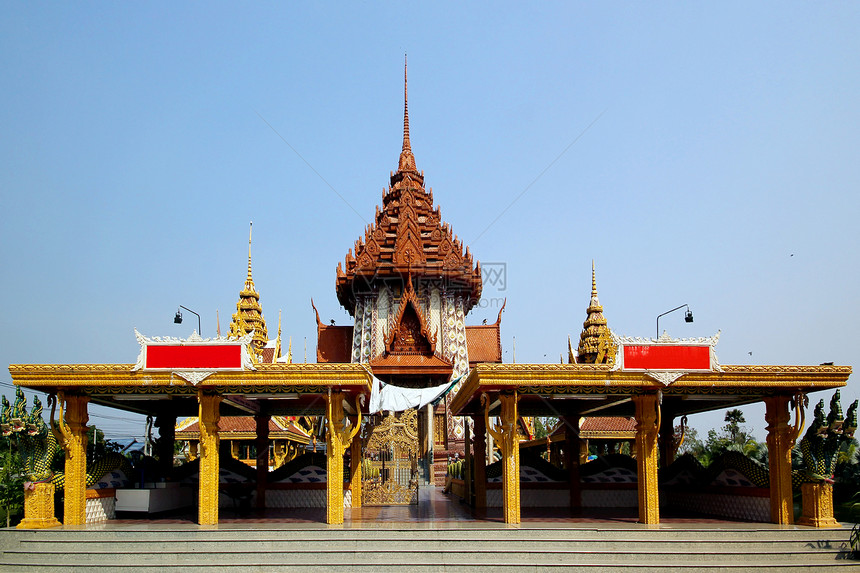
[2,3,858,444]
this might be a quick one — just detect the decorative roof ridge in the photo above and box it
[495,298,506,326]
[273,310,282,362]
[310,298,326,329]
[612,331,721,346]
[568,336,576,364]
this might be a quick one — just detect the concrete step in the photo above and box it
[1,525,857,571]
[6,524,852,542]
[1,545,851,562]
[5,531,846,552]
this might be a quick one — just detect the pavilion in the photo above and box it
[7,61,851,530]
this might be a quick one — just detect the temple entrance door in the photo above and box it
[362,409,419,505]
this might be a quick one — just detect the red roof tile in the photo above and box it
[317,325,353,363]
[580,416,636,437]
[261,347,276,364]
[176,416,302,437]
[466,324,502,365]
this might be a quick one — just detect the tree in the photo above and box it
[87,425,122,465]
[675,426,702,457]
[683,410,767,467]
[533,417,558,440]
[0,436,25,527]
[723,409,746,444]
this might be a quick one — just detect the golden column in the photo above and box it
[62,394,90,526]
[350,434,362,509]
[633,393,659,525]
[765,394,794,525]
[483,391,520,524]
[198,392,222,526]
[325,391,361,525]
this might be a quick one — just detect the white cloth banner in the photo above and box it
[368,375,459,414]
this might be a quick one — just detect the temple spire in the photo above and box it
[577,261,612,364]
[398,54,417,173]
[229,221,268,357]
[246,221,254,285]
[590,260,598,304]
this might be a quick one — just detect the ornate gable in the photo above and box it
[370,274,453,382]
[384,277,437,356]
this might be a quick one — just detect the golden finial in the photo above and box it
[247,221,254,283]
[287,337,293,364]
[591,259,597,299]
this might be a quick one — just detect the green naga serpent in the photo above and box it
[796,390,858,485]
[1,388,54,483]
[1,388,132,489]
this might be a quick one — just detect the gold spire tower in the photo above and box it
[229,222,268,357]
[577,261,613,364]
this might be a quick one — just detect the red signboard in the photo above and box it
[145,344,243,370]
[622,345,711,371]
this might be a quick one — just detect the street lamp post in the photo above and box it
[174,305,202,336]
[656,304,693,339]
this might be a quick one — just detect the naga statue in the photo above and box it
[797,390,858,484]
[0,390,133,490]
[1,395,12,436]
[1,390,56,483]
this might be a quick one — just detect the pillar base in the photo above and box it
[17,482,61,529]
[797,482,840,528]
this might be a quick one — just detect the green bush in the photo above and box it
[0,441,25,527]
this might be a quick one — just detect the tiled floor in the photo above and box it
[108,486,758,527]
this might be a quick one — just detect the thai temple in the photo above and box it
[4,61,855,536]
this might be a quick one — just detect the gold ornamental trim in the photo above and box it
[9,363,372,393]
[579,431,636,439]
[449,363,851,415]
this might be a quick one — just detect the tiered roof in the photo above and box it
[229,223,268,356]
[335,59,482,313]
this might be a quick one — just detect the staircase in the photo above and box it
[433,449,455,486]
[1,524,857,571]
